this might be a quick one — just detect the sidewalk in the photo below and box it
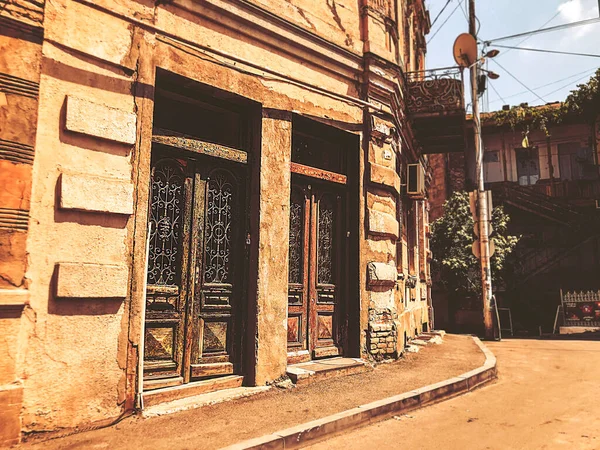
[19,334,485,450]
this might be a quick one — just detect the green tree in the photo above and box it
[430,191,520,296]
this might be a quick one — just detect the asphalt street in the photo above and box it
[307,337,600,450]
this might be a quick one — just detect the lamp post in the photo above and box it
[469,0,497,340]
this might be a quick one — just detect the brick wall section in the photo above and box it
[448,152,466,192]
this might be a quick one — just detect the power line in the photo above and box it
[488,80,506,105]
[483,17,600,44]
[430,0,453,28]
[490,58,548,104]
[427,0,465,44]
[497,10,561,59]
[489,67,598,104]
[493,44,600,58]
[538,71,599,100]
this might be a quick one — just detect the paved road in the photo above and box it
[307,338,600,450]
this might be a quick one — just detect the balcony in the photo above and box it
[406,67,466,154]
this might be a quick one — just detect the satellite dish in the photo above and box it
[453,33,478,67]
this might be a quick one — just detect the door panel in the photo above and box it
[287,187,310,353]
[190,167,243,379]
[287,181,344,360]
[145,151,246,386]
[144,157,192,382]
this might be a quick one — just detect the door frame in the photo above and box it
[143,138,250,390]
[286,162,355,364]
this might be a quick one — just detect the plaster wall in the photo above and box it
[18,0,368,433]
[6,0,433,436]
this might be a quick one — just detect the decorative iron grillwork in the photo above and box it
[561,290,600,327]
[289,191,304,284]
[204,170,235,283]
[407,67,464,115]
[317,195,335,284]
[148,158,184,286]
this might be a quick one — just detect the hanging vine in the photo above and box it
[487,68,600,136]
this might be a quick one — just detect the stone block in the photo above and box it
[367,261,397,288]
[0,384,23,447]
[0,160,32,210]
[59,172,133,215]
[65,96,136,145]
[0,93,39,147]
[368,208,399,239]
[55,262,129,299]
[0,230,27,288]
[370,162,400,194]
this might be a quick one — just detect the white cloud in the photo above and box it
[557,0,599,41]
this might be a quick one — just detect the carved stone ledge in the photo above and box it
[0,289,29,312]
[370,162,400,194]
[367,261,397,288]
[59,172,134,215]
[368,208,399,240]
[55,263,129,299]
[65,96,136,145]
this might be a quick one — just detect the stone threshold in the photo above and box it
[142,385,271,418]
[224,335,497,450]
[141,375,243,408]
[286,357,370,386]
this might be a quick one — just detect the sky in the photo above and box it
[425,0,600,112]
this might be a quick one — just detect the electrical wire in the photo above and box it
[493,44,600,58]
[427,0,465,44]
[490,58,548,104]
[484,17,600,44]
[430,0,453,28]
[497,10,561,59]
[539,71,599,100]
[488,67,598,104]
[488,80,507,105]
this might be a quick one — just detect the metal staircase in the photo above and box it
[492,182,599,286]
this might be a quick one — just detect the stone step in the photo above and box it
[286,357,369,386]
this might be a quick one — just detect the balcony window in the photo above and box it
[516,147,540,186]
[558,142,597,181]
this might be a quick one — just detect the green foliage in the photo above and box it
[430,191,520,296]
[489,68,600,135]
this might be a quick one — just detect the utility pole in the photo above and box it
[469,0,494,340]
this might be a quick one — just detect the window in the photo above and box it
[558,142,597,181]
[515,148,540,186]
[483,151,499,163]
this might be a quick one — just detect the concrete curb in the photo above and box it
[222,336,497,450]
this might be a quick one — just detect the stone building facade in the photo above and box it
[0,0,436,444]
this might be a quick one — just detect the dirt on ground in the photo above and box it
[307,337,600,450]
[18,334,484,450]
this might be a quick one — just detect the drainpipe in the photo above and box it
[136,222,152,410]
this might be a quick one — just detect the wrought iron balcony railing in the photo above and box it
[406,67,465,116]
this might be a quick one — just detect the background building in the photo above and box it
[430,104,600,333]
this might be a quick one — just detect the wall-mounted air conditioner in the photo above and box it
[407,163,425,198]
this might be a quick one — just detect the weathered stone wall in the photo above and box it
[0,0,45,445]
[2,0,433,437]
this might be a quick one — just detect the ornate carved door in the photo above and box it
[144,148,246,388]
[287,180,344,362]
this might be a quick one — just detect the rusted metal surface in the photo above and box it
[290,162,347,185]
[152,128,248,164]
[406,67,464,115]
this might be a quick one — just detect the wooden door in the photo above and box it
[287,180,344,361]
[188,165,245,379]
[144,149,246,387]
